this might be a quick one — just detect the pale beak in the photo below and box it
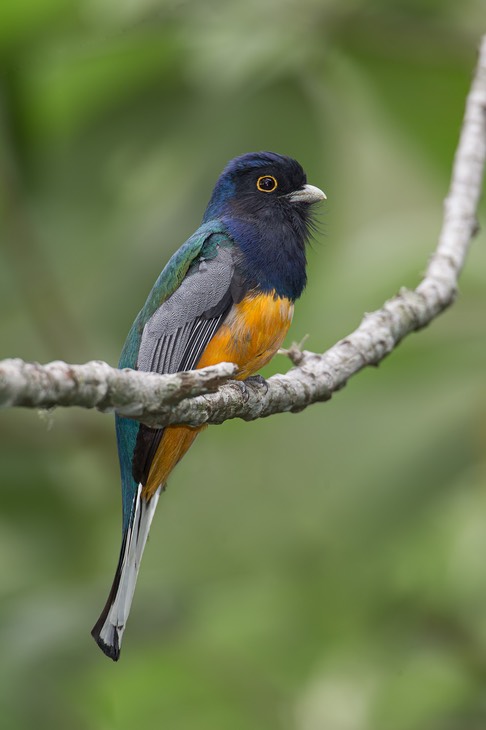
[288,184,327,204]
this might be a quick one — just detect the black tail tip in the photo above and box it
[91,625,121,662]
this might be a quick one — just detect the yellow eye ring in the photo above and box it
[256,175,278,193]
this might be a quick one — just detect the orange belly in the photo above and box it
[142,291,293,498]
[197,291,294,377]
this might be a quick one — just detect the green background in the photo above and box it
[1,2,485,728]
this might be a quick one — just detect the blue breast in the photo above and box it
[223,216,307,301]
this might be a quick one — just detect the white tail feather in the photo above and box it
[92,484,161,660]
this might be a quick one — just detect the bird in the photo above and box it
[91,151,326,660]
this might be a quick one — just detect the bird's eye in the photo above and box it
[256,175,278,193]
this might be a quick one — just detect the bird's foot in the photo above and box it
[234,375,268,402]
[245,374,268,391]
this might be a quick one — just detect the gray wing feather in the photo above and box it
[131,245,236,487]
[137,245,235,374]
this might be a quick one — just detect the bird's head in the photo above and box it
[203,152,326,239]
[203,152,326,300]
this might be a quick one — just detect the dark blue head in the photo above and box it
[203,152,325,300]
[204,152,317,221]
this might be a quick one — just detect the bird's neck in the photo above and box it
[223,216,307,301]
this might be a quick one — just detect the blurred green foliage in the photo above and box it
[1,1,485,729]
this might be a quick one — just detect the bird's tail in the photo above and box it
[91,484,161,661]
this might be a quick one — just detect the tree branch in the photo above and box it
[1,36,486,428]
[0,359,238,417]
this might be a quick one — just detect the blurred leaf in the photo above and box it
[23,29,182,141]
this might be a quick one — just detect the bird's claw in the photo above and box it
[234,374,268,402]
[245,374,268,391]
